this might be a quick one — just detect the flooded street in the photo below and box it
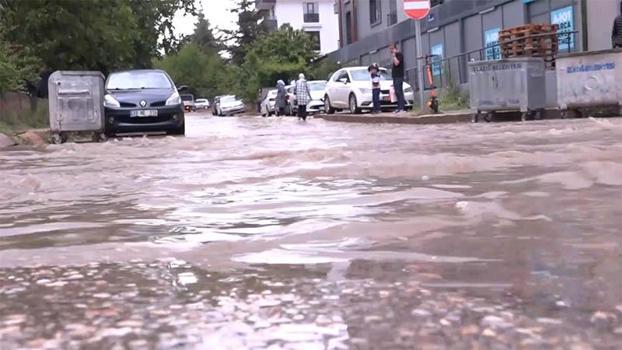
[1,113,622,349]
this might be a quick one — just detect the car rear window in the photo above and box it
[308,82,326,91]
[181,95,194,101]
[107,71,172,90]
[221,96,237,103]
[350,69,392,82]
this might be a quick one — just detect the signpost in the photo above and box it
[403,0,431,110]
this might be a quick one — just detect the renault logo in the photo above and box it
[140,100,147,107]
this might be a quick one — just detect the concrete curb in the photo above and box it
[316,111,472,125]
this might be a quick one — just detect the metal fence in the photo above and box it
[405,31,578,91]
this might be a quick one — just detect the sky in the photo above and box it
[173,0,239,37]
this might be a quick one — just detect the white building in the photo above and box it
[256,0,339,55]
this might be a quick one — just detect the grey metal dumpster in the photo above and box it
[48,71,105,143]
[469,58,546,122]
[556,49,622,118]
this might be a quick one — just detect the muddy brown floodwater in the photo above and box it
[1,113,622,349]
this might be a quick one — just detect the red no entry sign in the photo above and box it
[403,0,431,20]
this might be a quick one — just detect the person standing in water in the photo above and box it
[294,73,312,121]
[369,63,381,114]
[275,80,287,116]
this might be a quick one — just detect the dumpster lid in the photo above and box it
[50,71,105,79]
[558,48,622,59]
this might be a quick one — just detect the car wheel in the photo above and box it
[349,94,361,114]
[324,96,335,114]
[169,124,185,136]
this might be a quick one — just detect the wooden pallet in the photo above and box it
[497,24,561,69]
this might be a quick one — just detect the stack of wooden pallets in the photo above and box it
[499,24,559,69]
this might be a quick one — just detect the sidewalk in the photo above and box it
[315,110,472,125]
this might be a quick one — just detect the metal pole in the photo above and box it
[415,20,425,110]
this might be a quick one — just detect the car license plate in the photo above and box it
[131,110,158,117]
[383,95,390,102]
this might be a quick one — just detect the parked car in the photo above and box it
[181,94,196,112]
[212,96,222,116]
[285,85,296,116]
[260,89,277,116]
[217,95,245,116]
[285,80,327,116]
[195,98,210,110]
[324,67,414,114]
[103,69,185,136]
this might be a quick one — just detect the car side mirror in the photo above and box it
[177,85,188,91]
[339,78,348,84]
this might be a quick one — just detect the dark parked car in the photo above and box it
[181,94,196,112]
[103,69,185,136]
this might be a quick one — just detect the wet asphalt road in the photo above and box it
[1,112,622,349]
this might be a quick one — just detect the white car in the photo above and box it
[286,80,327,115]
[217,95,245,116]
[260,89,277,116]
[324,67,414,114]
[195,98,210,110]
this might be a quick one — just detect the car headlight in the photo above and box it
[104,94,120,108]
[404,86,413,93]
[166,91,181,106]
[359,88,372,95]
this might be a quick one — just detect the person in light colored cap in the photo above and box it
[294,73,312,121]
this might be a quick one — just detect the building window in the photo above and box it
[307,31,321,51]
[388,0,397,26]
[370,0,381,26]
[304,2,319,23]
[345,11,353,44]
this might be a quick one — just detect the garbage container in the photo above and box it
[556,49,622,118]
[48,71,105,143]
[469,58,546,122]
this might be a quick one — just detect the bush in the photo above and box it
[0,39,40,94]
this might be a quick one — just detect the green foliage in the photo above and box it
[309,58,341,81]
[155,44,234,99]
[0,0,196,73]
[236,25,318,100]
[0,38,40,93]
[187,12,222,53]
[224,0,268,64]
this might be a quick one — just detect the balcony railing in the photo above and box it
[304,13,320,23]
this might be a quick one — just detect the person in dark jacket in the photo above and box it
[275,80,287,116]
[390,43,406,113]
[612,2,622,48]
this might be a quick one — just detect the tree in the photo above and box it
[126,0,198,66]
[0,38,40,94]
[188,12,221,53]
[236,25,318,100]
[224,0,268,64]
[155,44,234,99]
[0,0,197,73]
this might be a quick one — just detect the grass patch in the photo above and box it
[0,101,48,135]
[439,85,469,112]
